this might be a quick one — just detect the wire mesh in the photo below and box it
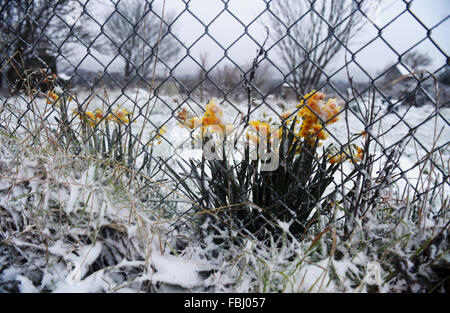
[0,0,448,242]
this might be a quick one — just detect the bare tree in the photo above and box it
[268,0,377,95]
[0,0,89,89]
[402,51,432,71]
[96,0,180,82]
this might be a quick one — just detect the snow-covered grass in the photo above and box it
[0,87,448,293]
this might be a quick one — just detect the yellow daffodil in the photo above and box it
[46,90,59,104]
[72,109,96,127]
[280,110,292,120]
[353,146,364,162]
[249,120,270,136]
[202,99,223,127]
[186,116,202,129]
[155,126,167,144]
[293,90,342,146]
[94,109,103,121]
[108,108,130,124]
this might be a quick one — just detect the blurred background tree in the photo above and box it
[93,0,180,83]
[267,0,378,96]
[0,0,90,90]
[402,50,432,72]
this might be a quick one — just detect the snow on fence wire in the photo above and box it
[0,0,449,242]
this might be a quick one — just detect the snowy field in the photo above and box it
[5,87,449,194]
[0,88,449,293]
[6,88,450,168]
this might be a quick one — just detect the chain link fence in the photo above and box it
[1,0,449,243]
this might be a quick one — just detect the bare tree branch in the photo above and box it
[268,0,377,95]
[93,0,180,82]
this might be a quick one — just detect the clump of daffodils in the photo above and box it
[72,109,98,127]
[72,107,131,127]
[176,99,235,137]
[277,90,364,162]
[175,92,363,165]
[277,90,342,147]
[171,90,366,244]
[108,108,130,124]
[177,92,337,144]
[246,120,281,146]
[297,90,340,144]
[298,90,341,124]
[201,99,224,135]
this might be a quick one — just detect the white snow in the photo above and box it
[0,89,448,293]
[17,275,39,293]
[151,252,203,289]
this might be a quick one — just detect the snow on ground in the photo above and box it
[7,87,450,161]
[4,88,448,199]
[0,88,448,293]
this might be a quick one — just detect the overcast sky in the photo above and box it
[71,0,450,82]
